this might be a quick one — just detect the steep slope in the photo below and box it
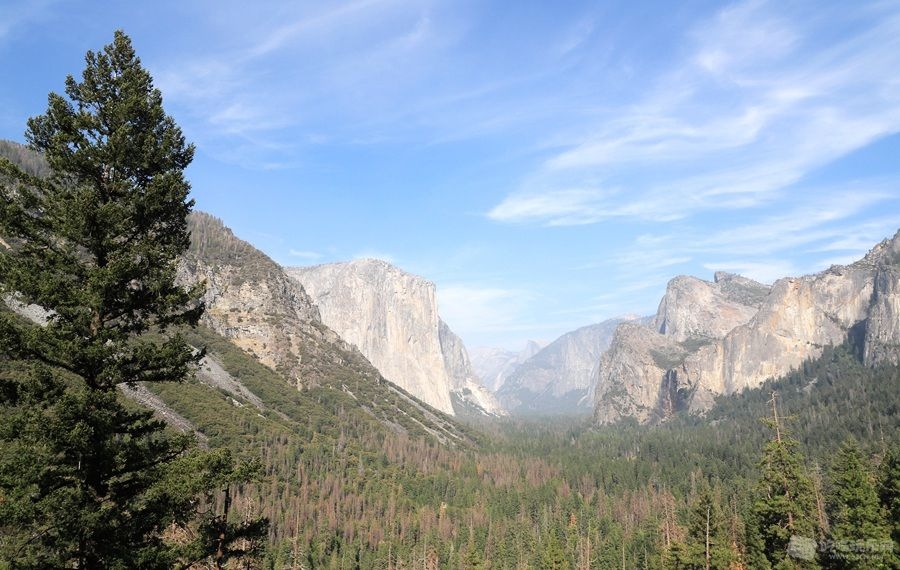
[859,233,900,364]
[592,323,689,424]
[181,213,341,387]
[0,142,468,439]
[497,319,626,414]
[677,235,899,411]
[595,231,900,424]
[470,341,544,393]
[178,213,465,440]
[0,140,49,177]
[595,272,769,423]
[654,273,769,341]
[286,260,495,417]
[438,320,506,417]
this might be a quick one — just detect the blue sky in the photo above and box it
[2,0,899,350]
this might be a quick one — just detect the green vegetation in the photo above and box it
[132,328,900,569]
[0,141,47,178]
[186,212,285,287]
[651,345,688,370]
[824,440,896,569]
[0,32,264,568]
[678,335,713,353]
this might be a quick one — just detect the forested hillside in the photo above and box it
[143,328,900,568]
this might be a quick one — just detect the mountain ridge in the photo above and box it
[496,318,627,415]
[178,212,469,441]
[594,229,900,424]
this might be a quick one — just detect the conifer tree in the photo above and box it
[750,393,820,569]
[668,488,737,569]
[0,31,264,568]
[823,439,894,570]
[539,528,572,570]
[878,446,900,550]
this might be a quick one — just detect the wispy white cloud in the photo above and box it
[555,16,595,57]
[690,188,895,256]
[581,183,898,318]
[691,0,798,75]
[487,188,622,226]
[489,0,900,227]
[151,0,450,165]
[438,285,551,348]
[245,0,399,59]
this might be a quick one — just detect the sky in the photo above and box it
[2,0,899,351]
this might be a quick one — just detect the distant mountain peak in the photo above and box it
[178,212,469,441]
[496,317,630,415]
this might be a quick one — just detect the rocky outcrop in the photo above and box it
[677,267,873,411]
[498,319,626,414]
[595,272,768,423]
[655,273,769,341]
[593,322,690,424]
[439,321,506,417]
[287,260,491,416]
[594,230,900,424]
[470,341,544,393]
[861,235,900,365]
[179,213,374,391]
[178,213,474,442]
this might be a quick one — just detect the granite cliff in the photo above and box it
[655,273,769,342]
[439,320,506,417]
[178,213,466,441]
[286,260,499,417]
[180,213,347,389]
[594,231,900,424]
[594,272,769,423]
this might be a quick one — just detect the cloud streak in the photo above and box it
[438,285,552,348]
[489,0,900,227]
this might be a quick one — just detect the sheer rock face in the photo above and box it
[177,213,381,391]
[594,229,900,424]
[679,267,875,409]
[593,323,689,424]
[439,321,506,417]
[595,273,769,424]
[862,235,900,365]
[286,260,465,416]
[497,319,625,414]
[470,341,544,393]
[654,273,769,342]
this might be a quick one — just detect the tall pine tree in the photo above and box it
[668,487,738,570]
[0,31,264,568]
[823,439,894,570]
[878,446,900,554]
[749,393,820,570]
